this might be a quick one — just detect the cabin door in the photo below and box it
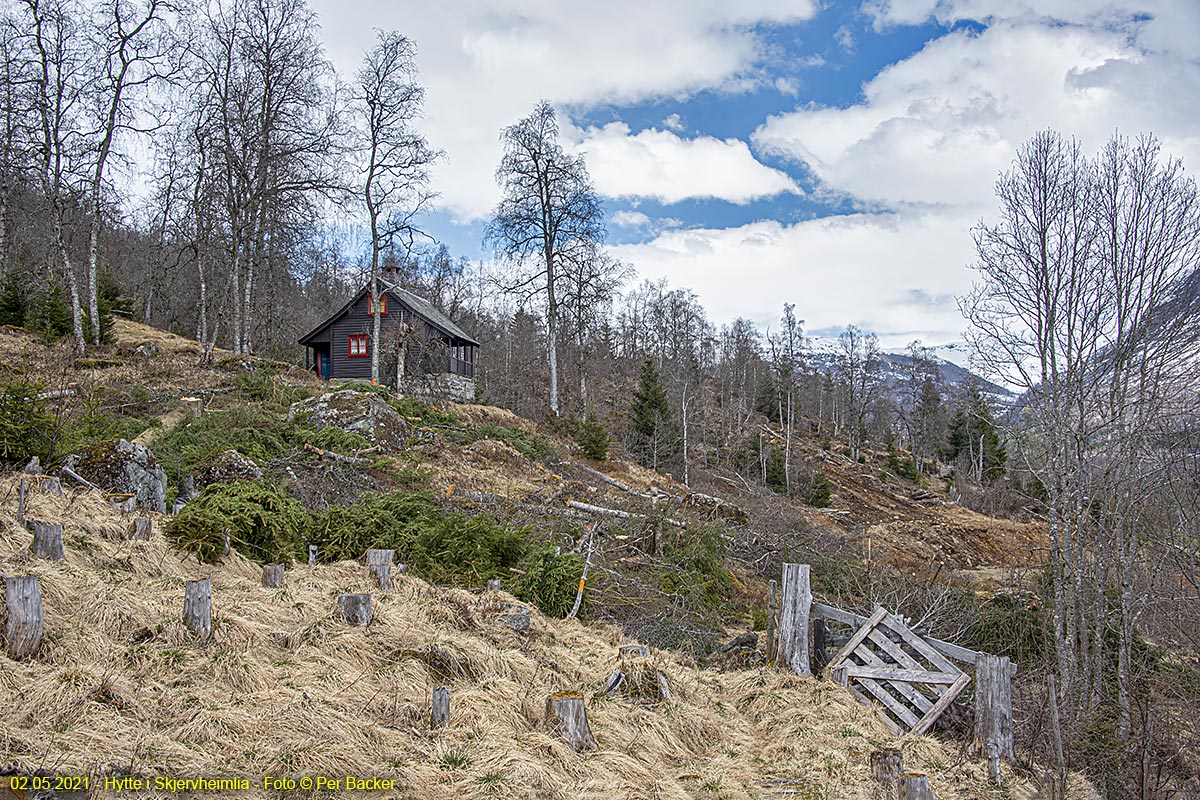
[317,348,330,378]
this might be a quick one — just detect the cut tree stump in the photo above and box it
[619,645,649,659]
[262,564,285,588]
[4,575,44,659]
[17,478,25,524]
[973,653,1015,783]
[545,690,597,752]
[130,518,153,541]
[602,668,626,695]
[366,549,394,590]
[899,773,936,800]
[871,748,905,800]
[26,520,64,561]
[765,578,778,665]
[183,579,212,639]
[308,545,318,566]
[778,563,812,675]
[338,594,372,626]
[432,686,450,728]
[487,578,501,591]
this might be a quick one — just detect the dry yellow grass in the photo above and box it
[0,475,1074,800]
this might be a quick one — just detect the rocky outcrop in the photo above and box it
[287,390,408,451]
[63,439,167,513]
[192,449,263,492]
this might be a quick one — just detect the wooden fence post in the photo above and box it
[545,690,597,752]
[183,578,212,639]
[17,478,25,525]
[338,594,372,625]
[765,578,778,665]
[4,575,43,659]
[262,564,285,588]
[813,617,829,674]
[432,686,450,728]
[27,520,64,561]
[973,653,1014,783]
[871,748,904,800]
[899,773,936,800]
[778,563,812,676]
[131,518,153,541]
[366,549,394,590]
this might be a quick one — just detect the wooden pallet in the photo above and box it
[825,606,970,735]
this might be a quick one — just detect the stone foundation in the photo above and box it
[398,372,476,403]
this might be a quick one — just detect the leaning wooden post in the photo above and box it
[262,564,285,588]
[973,653,1015,783]
[871,748,904,800]
[777,563,812,675]
[183,578,212,639]
[4,575,44,659]
[898,773,936,800]
[26,520,64,561]
[17,478,26,524]
[545,690,597,752]
[765,578,778,665]
[338,594,372,625]
[130,518,153,541]
[432,686,450,728]
[366,549,394,590]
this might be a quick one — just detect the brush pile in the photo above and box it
[0,475,1049,799]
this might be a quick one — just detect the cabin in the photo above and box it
[298,279,479,401]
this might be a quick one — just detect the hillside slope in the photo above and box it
[0,476,1049,800]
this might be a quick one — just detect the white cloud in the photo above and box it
[567,122,801,204]
[835,25,856,52]
[612,210,653,228]
[753,21,1200,212]
[609,208,978,346]
[312,0,819,220]
[662,113,685,132]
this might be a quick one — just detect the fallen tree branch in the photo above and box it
[566,500,686,528]
[60,466,102,492]
[302,443,367,464]
[559,462,652,499]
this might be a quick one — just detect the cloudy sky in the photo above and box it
[311,0,1200,348]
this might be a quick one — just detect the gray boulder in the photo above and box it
[192,449,263,491]
[288,389,408,451]
[64,438,167,513]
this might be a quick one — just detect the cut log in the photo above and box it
[899,773,936,800]
[871,748,905,800]
[61,466,102,492]
[183,578,212,639]
[338,593,372,626]
[366,549,394,590]
[545,690,597,752]
[973,653,1015,782]
[778,563,811,676]
[130,517,153,541]
[26,520,64,561]
[303,443,367,464]
[4,575,43,659]
[432,686,450,728]
[262,564,285,588]
[566,499,686,528]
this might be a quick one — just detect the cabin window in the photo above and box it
[348,334,369,358]
[367,293,388,316]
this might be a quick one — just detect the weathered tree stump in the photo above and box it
[308,545,318,566]
[130,518,153,541]
[395,563,408,575]
[545,690,597,752]
[898,773,936,800]
[110,494,137,513]
[618,645,649,659]
[182,396,203,418]
[765,578,778,664]
[487,578,502,591]
[26,520,64,561]
[338,593,372,625]
[973,653,1014,783]
[432,686,450,728]
[17,478,26,525]
[778,562,812,675]
[655,671,672,701]
[4,575,44,659]
[366,549,394,590]
[183,578,212,639]
[602,668,626,695]
[871,748,905,800]
[42,476,64,496]
[172,499,186,515]
[262,564,285,588]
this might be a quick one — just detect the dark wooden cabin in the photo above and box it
[298,281,479,388]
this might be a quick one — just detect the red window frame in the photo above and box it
[347,334,369,358]
[367,293,388,316]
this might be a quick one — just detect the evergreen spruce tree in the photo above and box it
[576,411,609,461]
[629,357,678,471]
[944,382,1006,484]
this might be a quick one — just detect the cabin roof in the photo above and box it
[298,280,480,347]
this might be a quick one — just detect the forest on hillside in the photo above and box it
[1,0,1200,798]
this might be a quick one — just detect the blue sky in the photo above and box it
[312,0,1200,348]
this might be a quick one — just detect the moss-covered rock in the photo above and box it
[287,389,408,451]
[64,438,167,512]
[192,448,263,492]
